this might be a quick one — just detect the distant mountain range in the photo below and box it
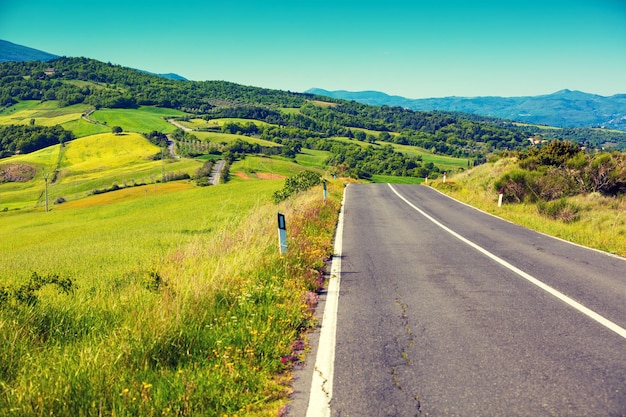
[2,39,625,130]
[0,39,187,81]
[306,88,626,131]
[0,39,59,62]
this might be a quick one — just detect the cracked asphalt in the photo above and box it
[289,183,626,416]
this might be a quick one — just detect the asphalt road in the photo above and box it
[291,183,626,417]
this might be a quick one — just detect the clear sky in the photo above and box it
[1,0,625,98]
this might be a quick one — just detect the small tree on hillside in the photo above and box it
[112,126,123,135]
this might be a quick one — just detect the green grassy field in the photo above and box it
[0,132,200,210]
[0,100,90,127]
[61,117,111,137]
[90,106,187,133]
[371,174,424,184]
[231,155,324,181]
[388,142,470,171]
[329,136,470,172]
[0,143,343,416]
[295,148,329,169]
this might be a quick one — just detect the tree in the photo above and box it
[112,126,123,135]
[354,130,366,141]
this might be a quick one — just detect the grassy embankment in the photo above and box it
[1,102,344,415]
[0,175,342,416]
[430,158,626,257]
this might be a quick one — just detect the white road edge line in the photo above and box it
[388,183,626,340]
[306,185,347,417]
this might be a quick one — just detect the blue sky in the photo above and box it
[1,0,625,98]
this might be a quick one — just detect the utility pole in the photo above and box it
[43,172,49,212]
[161,147,165,183]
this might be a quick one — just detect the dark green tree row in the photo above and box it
[0,125,73,157]
[314,140,438,179]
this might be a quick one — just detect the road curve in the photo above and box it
[294,183,626,417]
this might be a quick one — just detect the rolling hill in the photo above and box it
[306,88,626,131]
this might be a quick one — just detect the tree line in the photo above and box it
[0,125,73,157]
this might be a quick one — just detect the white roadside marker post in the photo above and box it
[443,172,447,183]
[498,188,504,207]
[277,212,287,254]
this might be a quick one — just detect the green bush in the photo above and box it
[533,167,578,200]
[494,169,536,203]
[537,198,580,223]
[273,170,322,203]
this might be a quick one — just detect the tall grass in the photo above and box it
[0,176,342,416]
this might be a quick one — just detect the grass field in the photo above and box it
[295,148,329,169]
[0,132,200,210]
[371,174,424,184]
[0,100,90,127]
[90,106,187,133]
[61,117,111,137]
[231,155,323,181]
[0,171,342,416]
[387,142,470,171]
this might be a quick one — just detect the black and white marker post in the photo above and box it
[498,187,504,207]
[277,212,287,254]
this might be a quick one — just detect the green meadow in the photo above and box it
[231,155,323,181]
[370,174,424,184]
[0,143,342,416]
[90,106,187,133]
[0,132,200,210]
[330,136,470,173]
[0,100,88,127]
[390,143,471,172]
[295,148,329,169]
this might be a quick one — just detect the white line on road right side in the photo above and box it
[306,185,347,417]
[388,183,626,340]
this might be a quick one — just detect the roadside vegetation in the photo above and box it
[431,141,626,257]
[0,173,342,416]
